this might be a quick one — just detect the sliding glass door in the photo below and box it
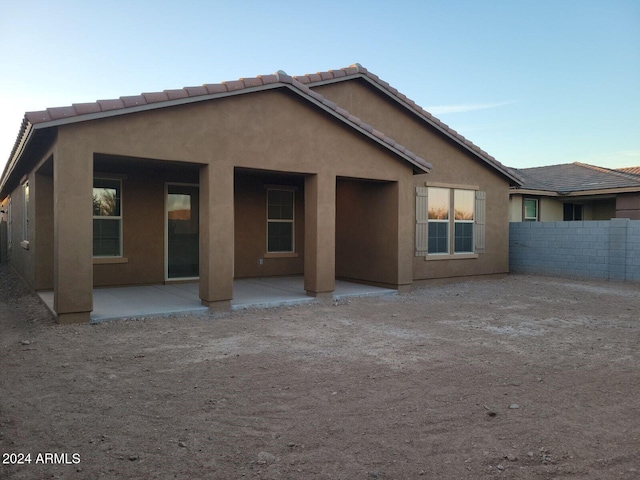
[166,184,199,279]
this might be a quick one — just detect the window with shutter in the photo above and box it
[415,187,428,256]
[475,191,486,253]
[415,186,486,257]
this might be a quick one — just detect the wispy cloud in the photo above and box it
[426,101,516,115]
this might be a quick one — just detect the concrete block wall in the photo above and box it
[509,219,640,282]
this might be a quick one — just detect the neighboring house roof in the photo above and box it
[293,64,522,186]
[511,162,640,196]
[1,67,444,198]
[617,166,640,176]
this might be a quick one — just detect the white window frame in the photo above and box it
[427,187,450,255]
[93,177,123,257]
[416,184,484,259]
[453,189,475,254]
[524,198,539,221]
[266,188,295,254]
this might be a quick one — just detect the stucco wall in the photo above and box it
[17,87,416,297]
[335,178,399,286]
[314,80,512,280]
[233,170,305,278]
[5,171,34,286]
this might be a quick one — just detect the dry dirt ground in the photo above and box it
[1,266,639,480]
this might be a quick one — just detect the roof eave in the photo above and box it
[2,78,431,190]
[303,70,521,185]
[511,186,640,197]
[0,119,35,198]
[356,75,521,185]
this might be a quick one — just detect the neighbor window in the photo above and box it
[93,178,122,256]
[563,203,583,221]
[22,181,29,242]
[267,189,294,253]
[524,198,538,221]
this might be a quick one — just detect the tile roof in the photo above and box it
[617,166,640,176]
[293,64,522,185]
[3,68,438,187]
[7,64,524,186]
[513,162,640,193]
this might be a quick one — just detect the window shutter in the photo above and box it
[475,190,486,253]
[415,187,428,256]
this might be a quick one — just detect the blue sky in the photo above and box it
[1,0,638,172]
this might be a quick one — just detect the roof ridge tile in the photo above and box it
[203,83,228,94]
[142,92,170,104]
[120,95,147,108]
[97,99,125,111]
[164,89,189,100]
[72,102,103,115]
[47,106,77,120]
[184,86,208,96]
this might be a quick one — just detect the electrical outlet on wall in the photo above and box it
[258,258,264,265]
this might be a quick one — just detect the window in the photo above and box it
[93,178,122,257]
[267,189,294,253]
[524,198,538,221]
[427,187,449,254]
[563,203,583,221]
[23,181,29,242]
[454,189,475,253]
[423,187,477,255]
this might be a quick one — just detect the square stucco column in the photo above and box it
[199,164,234,309]
[397,176,414,292]
[53,145,93,324]
[304,173,335,298]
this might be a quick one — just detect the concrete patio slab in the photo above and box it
[37,276,396,323]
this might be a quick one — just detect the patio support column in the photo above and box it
[397,176,414,292]
[304,173,335,298]
[199,164,234,309]
[52,143,93,324]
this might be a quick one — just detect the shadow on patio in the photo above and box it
[38,276,396,323]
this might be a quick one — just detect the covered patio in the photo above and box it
[37,277,396,323]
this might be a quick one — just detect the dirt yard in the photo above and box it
[1,266,639,479]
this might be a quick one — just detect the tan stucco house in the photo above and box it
[0,64,521,323]
[510,162,640,222]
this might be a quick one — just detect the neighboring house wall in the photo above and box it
[509,218,640,282]
[509,195,522,222]
[539,198,563,222]
[591,198,617,219]
[617,193,640,219]
[314,79,512,280]
[510,195,617,221]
